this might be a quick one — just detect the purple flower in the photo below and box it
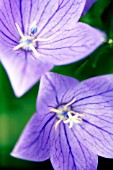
[82,0,96,16]
[0,0,105,97]
[11,72,113,170]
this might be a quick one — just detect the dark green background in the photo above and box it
[0,0,113,169]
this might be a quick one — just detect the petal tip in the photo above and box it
[10,150,21,160]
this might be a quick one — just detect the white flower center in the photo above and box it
[50,98,85,130]
[13,21,51,58]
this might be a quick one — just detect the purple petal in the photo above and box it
[82,0,96,16]
[0,0,86,49]
[1,52,53,97]
[0,0,27,47]
[37,72,79,112]
[11,108,98,170]
[0,0,57,96]
[70,75,113,158]
[35,0,86,38]
[11,72,98,169]
[0,0,104,96]
[37,73,113,159]
[38,22,106,65]
[11,112,56,161]
[50,123,98,170]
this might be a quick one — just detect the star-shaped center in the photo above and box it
[50,98,85,130]
[13,21,51,58]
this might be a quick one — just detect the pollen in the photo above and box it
[30,26,38,35]
[50,98,85,130]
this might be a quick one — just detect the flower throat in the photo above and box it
[50,98,85,130]
[13,21,51,58]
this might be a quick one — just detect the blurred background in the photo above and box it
[0,0,113,169]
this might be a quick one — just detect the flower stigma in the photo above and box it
[13,21,52,58]
[50,98,85,130]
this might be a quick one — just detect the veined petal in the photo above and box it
[38,22,106,65]
[0,0,29,44]
[11,103,98,170]
[34,0,86,38]
[1,51,53,97]
[0,0,86,46]
[0,0,86,97]
[82,0,96,16]
[50,123,98,170]
[37,72,79,112]
[70,75,113,158]
[11,112,56,161]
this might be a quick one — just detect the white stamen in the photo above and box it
[55,117,64,130]
[29,45,40,58]
[64,113,82,128]
[50,98,84,129]
[50,108,62,114]
[15,23,25,39]
[14,22,52,58]
[64,112,74,128]
[64,98,76,109]
[13,42,26,50]
[70,110,85,117]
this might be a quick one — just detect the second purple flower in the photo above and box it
[11,72,113,170]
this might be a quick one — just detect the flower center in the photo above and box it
[13,21,52,58]
[50,98,85,130]
[62,110,68,116]
[25,39,32,45]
